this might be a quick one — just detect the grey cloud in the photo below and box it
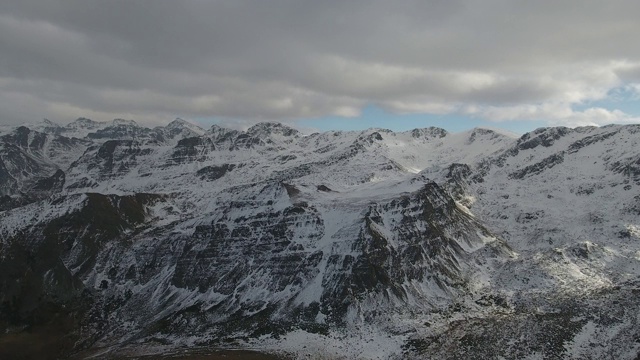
[616,64,640,83]
[0,0,639,126]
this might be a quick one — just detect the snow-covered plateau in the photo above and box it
[1,118,639,359]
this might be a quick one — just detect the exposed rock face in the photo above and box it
[508,152,565,179]
[0,127,89,203]
[196,164,236,181]
[1,120,640,359]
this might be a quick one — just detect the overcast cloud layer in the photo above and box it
[1,0,640,127]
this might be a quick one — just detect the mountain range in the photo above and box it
[1,118,639,359]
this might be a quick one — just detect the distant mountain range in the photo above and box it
[1,118,639,359]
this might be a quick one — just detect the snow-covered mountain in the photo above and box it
[0,119,639,359]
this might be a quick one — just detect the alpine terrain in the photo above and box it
[1,118,640,359]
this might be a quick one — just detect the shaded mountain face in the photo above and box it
[1,119,640,359]
[0,127,89,204]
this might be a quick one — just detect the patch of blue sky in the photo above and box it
[574,85,640,115]
[195,104,552,135]
[298,105,545,134]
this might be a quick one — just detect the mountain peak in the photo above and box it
[166,118,204,131]
[246,122,300,137]
[162,118,206,139]
[27,118,63,134]
[409,126,448,139]
[66,117,104,129]
[470,127,518,139]
[166,118,189,127]
[463,127,519,144]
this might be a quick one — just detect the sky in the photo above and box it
[1,0,640,134]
